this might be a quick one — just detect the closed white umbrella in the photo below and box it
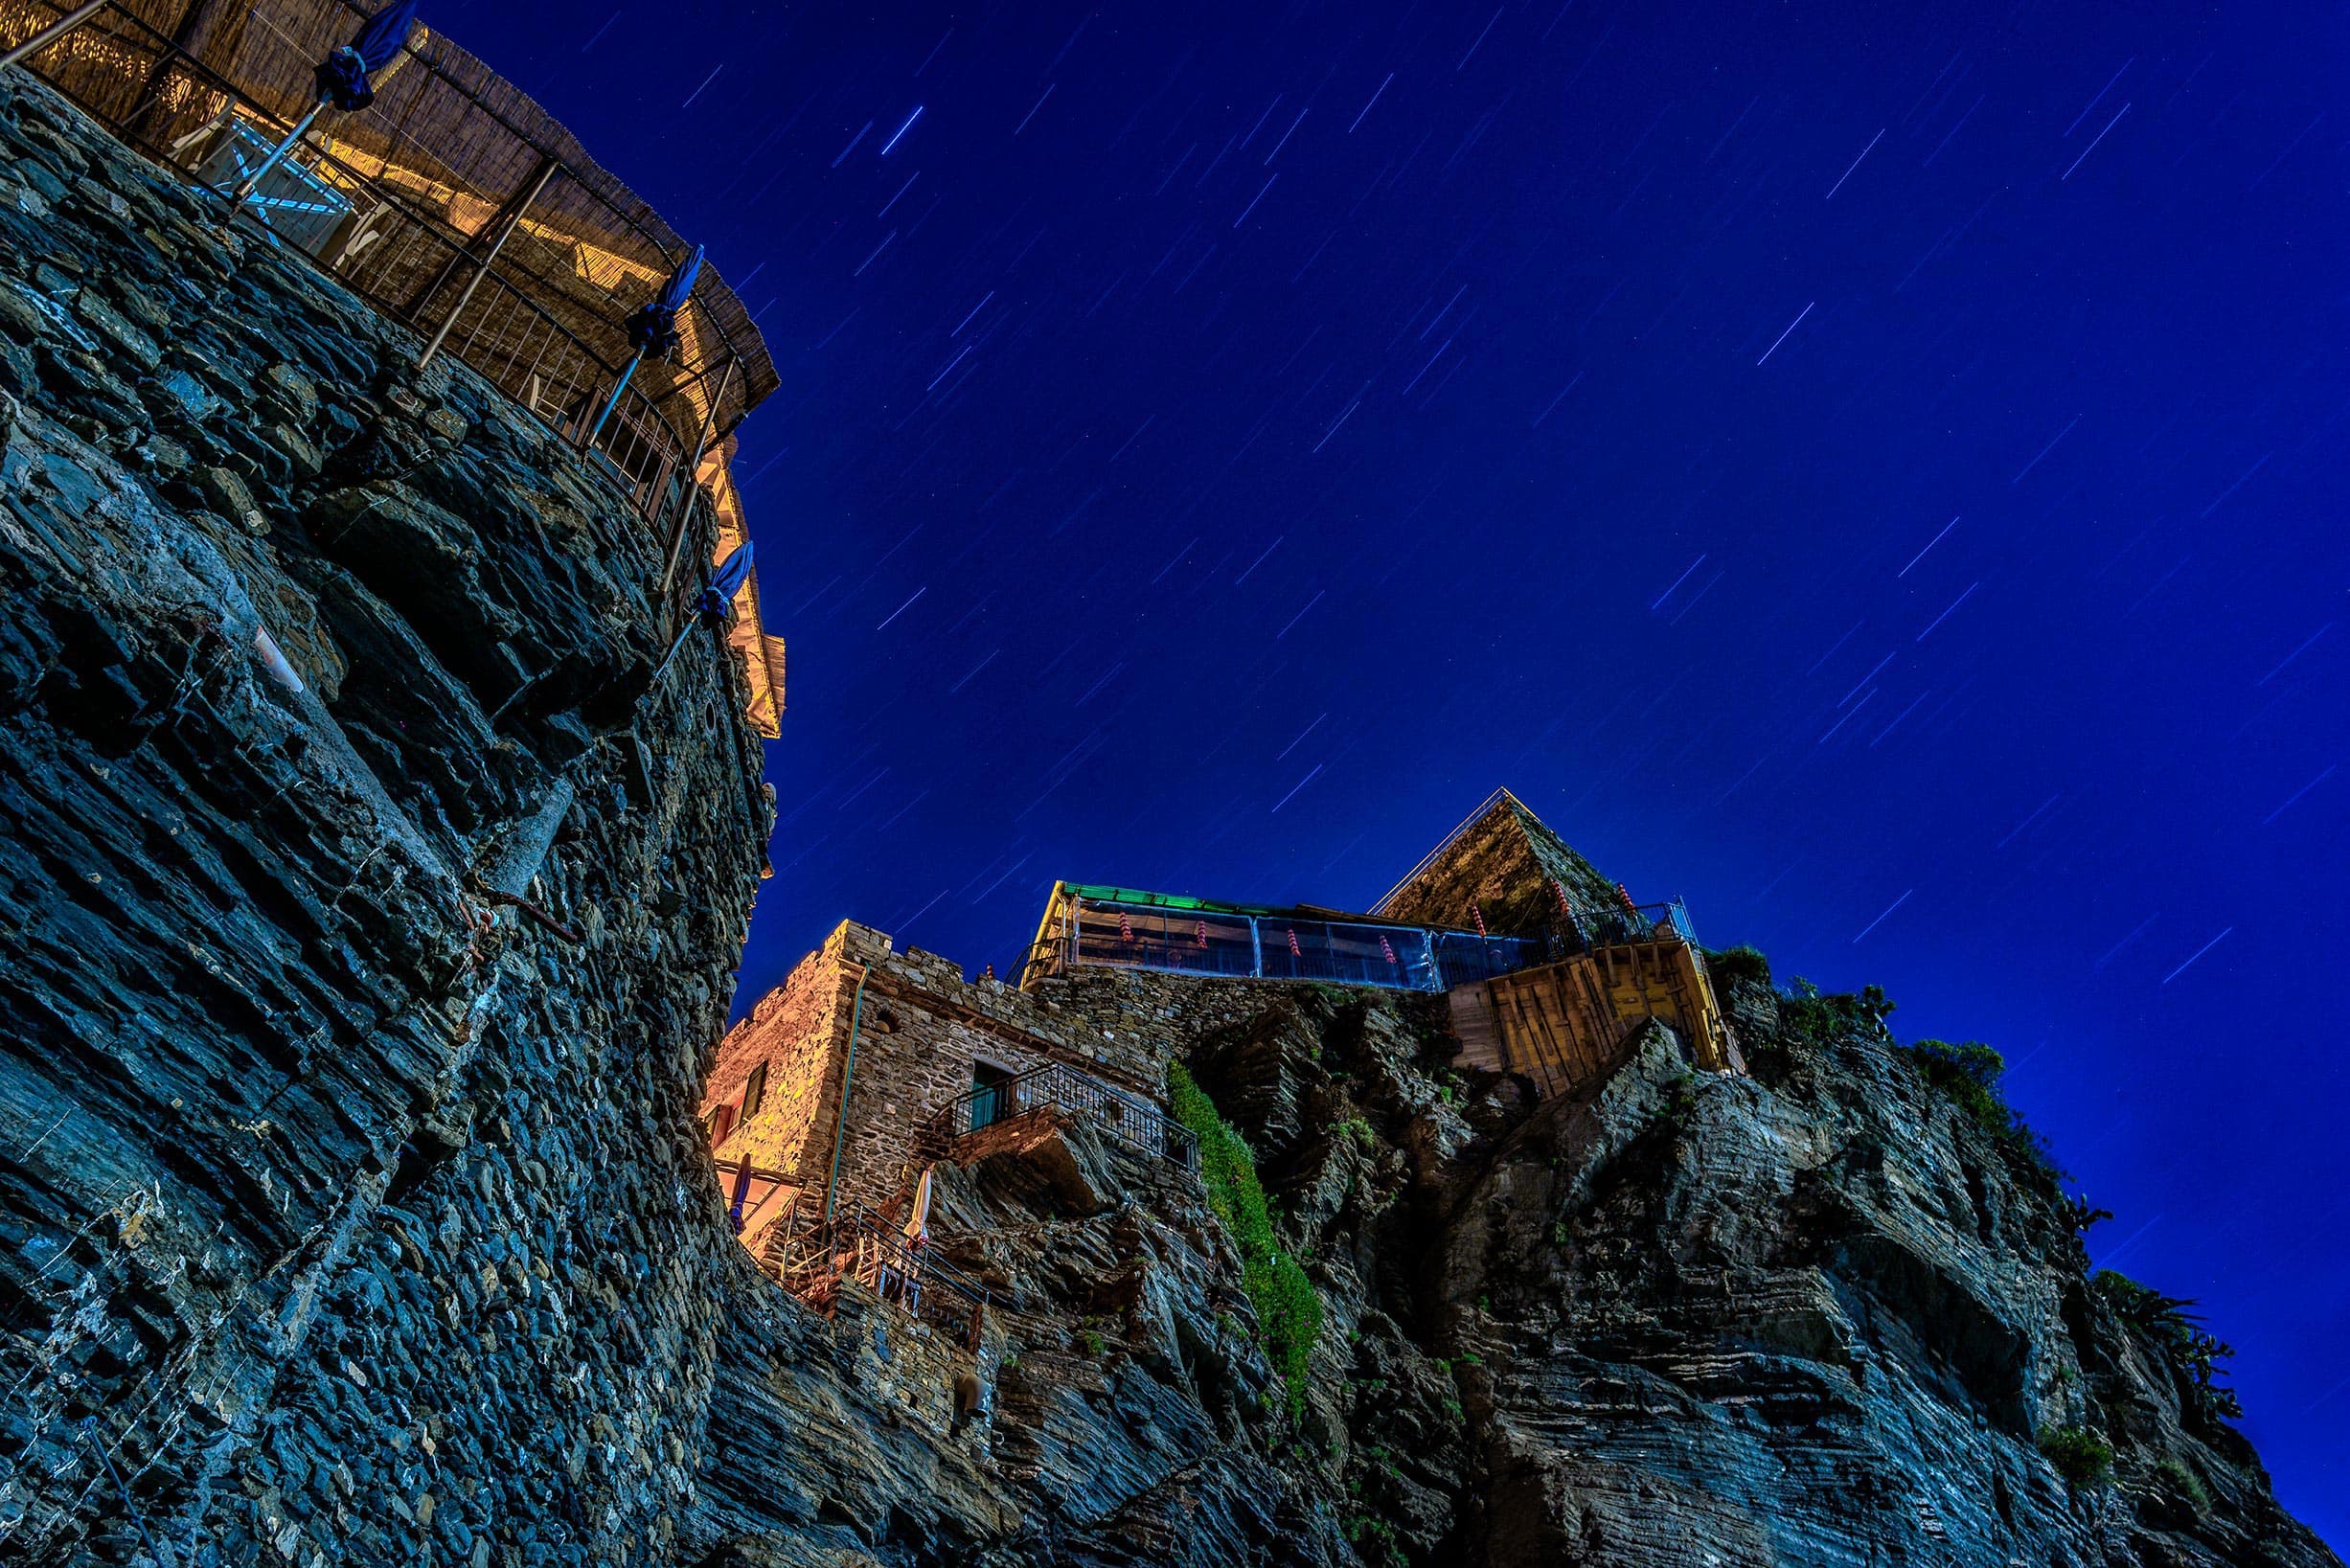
[903,1166,934,1246]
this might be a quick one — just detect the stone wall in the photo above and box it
[0,75,775,1565]
[700,925,854,1202]
[707,920,1201,1216]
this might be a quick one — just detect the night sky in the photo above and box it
[452,0,2345,1539]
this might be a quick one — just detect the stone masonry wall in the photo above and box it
[0,77,772,1565]
[700,926,853,1199]
[707,920,1196,1216]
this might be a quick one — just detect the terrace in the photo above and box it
[0,0,786,730]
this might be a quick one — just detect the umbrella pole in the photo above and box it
[645,618,699,690]
[582,351,642,448]
[225,99,325,213]
[0,0,111,72]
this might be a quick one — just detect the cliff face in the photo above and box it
[0,76,772,1563]
[0,76,2335,1568]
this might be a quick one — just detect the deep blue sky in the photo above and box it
[451,0,2345,1539]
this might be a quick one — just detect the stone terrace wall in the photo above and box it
[0,77,772,1565]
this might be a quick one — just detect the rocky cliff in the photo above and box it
[0,73,2335,1568]
[0,72,775,1564]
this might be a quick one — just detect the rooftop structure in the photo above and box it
[0,0,786,731]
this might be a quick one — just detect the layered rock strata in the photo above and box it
[0,75,771,1564]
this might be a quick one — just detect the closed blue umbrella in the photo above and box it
[229,2,422,212]
[317,0,422,109]
[700,538,755,615]
[586,245,705,444]
[648,540,754,687]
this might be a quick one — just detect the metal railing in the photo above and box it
[1548,898,1700,954]
[763,1197,988,1352]
[0,0,763,530]
[919,1060,1199,1171]
[1022,891,1546,995]
[1020,885,1707,997]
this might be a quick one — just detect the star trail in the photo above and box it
[471,0,2348,1539]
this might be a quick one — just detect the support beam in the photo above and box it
[404,150,558,322]
[0,1,111,72]
[415,155,559,369]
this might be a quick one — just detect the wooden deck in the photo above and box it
[1449,937,1743,1102]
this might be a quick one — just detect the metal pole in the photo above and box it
[1249,916,1264,980]
[227,98,324,209]
[657,357,737,599]
[644,617,699,689]
[582,350,642,447]
[823,966,873,1226]
[0,0,110,72]
[416,157,559,369]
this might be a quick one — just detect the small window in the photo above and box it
[708,1102,736,1148]
[742,1061,768,1121]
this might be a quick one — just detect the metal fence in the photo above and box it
[1026,890,1547,994]
[0,0,774,522]
[920,1060,1200,1171]
[764,1197,989,1352]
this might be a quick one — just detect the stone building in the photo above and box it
[705,790,1739,1273]
[700,920,1182,1249]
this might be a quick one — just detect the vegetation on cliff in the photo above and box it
[1168,1058,1322,1419]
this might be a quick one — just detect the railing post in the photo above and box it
[658,356,737,602]
[0,0,110,72]
[417,155,558,370]
[1249,916,1263,979]
[582,350,644,447]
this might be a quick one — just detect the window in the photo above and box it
[742,1061,768,1121]
[708,1102,736,1148]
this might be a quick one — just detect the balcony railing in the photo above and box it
[0,0,769,533]
[919,1060,1199,1172]
[1021,888,1546,995]
[1020,884,1704,997]
[762,1197,988,1352]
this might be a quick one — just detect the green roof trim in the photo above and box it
[1054,883,1473,933]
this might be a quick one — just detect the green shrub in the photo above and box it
[1658,1071,1699,1130]
[1169,1061,1322,1420]
[2156,1457,2210,1515]
[2094,1272,2243,1421]
[2038,1424,2114,1487]
[1076,1329,1106,1358]
[1902,1038,2062,1187]
[1334,1116,1376,1151]
[1706,944,1771,988]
